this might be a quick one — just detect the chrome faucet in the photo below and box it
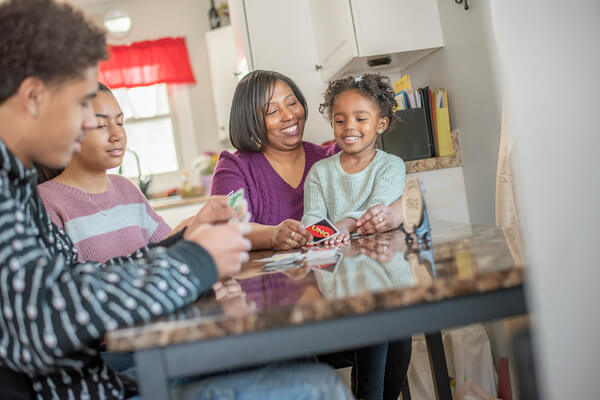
[119,148,153,198]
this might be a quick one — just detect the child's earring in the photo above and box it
[377,129,383,134]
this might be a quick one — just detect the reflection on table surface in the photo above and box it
[106,223,525,352]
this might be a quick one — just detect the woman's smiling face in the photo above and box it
[263,80,306,152]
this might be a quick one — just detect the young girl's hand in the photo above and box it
[323,218,354,247]
[271,219,313,250]
[355,203,400,235]
[322,233,350,247]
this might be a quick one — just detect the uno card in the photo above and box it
[227,188,251,223]
[306,218,339,244]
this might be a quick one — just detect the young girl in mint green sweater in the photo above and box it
[303,73,412,400]
[302,73,405,245]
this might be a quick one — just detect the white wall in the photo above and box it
[399,0,503,225]
[78,0,226,192]
[492,1,600,398]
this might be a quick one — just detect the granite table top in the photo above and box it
[106,222,525,352]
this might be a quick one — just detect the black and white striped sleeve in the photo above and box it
[0,191,217,375]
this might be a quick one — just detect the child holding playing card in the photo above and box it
[302,73,406,246]
[302,73,415,400]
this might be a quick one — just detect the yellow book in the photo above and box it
[393,74,412,94]
[435,89,453,157]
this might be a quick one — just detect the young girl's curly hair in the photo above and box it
[319,73,397,129]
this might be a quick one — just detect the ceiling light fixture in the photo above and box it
[104,9,131,38]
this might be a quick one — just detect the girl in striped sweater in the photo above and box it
[38,83,173,263]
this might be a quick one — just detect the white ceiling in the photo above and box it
[64,0,132,6]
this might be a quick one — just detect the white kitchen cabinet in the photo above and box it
[154,201,206,228]
[205,25,240,141]
[309,0,444,81]
[226,0,333,145]
[228,0,253,74]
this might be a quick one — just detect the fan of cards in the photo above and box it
[227,188,251,223]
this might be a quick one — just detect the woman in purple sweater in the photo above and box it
[211,70,405,251]
[212,70,412,400]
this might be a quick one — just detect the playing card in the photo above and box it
[227,188,251,223]
[306,218,339,244]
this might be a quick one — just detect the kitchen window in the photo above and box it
[112,83,180,178]
[99,37,199,194]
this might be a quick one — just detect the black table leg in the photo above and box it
[425,332,453,400]
[135,349,171,400]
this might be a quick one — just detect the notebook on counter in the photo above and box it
[382,107,435,161]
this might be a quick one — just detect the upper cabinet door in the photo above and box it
[351,0,443,56]
[310,0,444,81]
[309,0,358,80]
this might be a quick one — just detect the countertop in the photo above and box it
[149,195,209,211]
[405,129,462,173]
[106,222,524,352]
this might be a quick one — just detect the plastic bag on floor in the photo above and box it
[406,324,497,400]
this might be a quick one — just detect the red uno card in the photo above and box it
[306,218,339,244]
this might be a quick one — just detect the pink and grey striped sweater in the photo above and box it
[38,174,172,263]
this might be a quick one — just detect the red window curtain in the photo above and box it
[98,37,196,89]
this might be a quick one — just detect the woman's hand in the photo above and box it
[355,202,402,235]
[271,219,313,250]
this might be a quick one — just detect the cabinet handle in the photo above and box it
[454,0,469,10]
[314,64,323,71]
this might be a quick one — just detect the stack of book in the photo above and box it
[382,74,452,160]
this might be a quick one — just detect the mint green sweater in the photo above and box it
[302,149,406,226]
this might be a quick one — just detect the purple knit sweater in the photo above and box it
[211,141,338,225]
[38,174,172,263]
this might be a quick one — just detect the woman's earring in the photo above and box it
[377,129,383,134]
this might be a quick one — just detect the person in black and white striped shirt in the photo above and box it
[0,1,354,399]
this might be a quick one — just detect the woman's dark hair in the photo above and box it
[229,70,308,152]
[36,82,112,184]
[319,73,397,130]
[0,0,108,104]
